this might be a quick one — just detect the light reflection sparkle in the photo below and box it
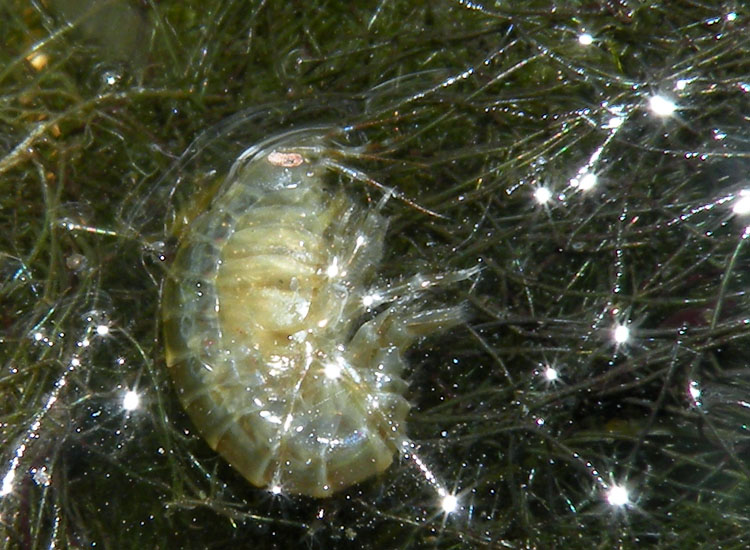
[441,493,459,514]
[543,366,559,382]
[648,94,677,116]
[732,190,750,215]
[613,323,630,344]
[122,390,140,411]
[533,186,552,204]
[570,171,597,191]
[606,484,630,507]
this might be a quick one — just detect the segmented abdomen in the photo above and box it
[162,135,466,497]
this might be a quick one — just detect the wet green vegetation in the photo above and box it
[3,1,750,548]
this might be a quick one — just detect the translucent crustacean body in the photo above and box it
[162,130,472,497]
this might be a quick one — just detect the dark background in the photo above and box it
[3,1,750,548]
